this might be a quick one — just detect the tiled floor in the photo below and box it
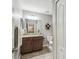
[22,47,53,59]
[28,52,53,59]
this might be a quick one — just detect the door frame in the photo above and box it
[52,0,66,59]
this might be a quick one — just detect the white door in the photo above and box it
[57,2,66,59]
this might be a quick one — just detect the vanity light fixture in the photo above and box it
[26,15,39,20]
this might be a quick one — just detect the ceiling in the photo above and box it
[18,0,53,15]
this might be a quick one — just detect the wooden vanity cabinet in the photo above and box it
[21,37,33,54]
[33,37,43,50]
[21,36,44,55]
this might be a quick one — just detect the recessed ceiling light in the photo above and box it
[26,15,39,20]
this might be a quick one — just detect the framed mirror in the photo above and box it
[27,21,34,33]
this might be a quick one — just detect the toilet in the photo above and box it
[47,36,53,44]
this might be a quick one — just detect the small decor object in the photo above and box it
[45,23,51,30]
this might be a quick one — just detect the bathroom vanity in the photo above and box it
[20,35,44,55]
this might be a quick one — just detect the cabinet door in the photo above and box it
[22,37,33,53]
[33,37,43,50]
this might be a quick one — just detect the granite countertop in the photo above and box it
[22,34,43,37]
